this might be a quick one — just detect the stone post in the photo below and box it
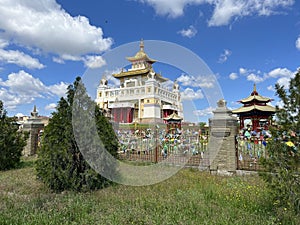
[22,106,44,156]
[208,99,238,175]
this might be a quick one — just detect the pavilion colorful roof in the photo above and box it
[232,84,276,115]
[237,84,273,104]
[232,104,275,114]
[163,112,183,121]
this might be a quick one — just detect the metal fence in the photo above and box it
[235,136,268,171]
[117,129,209,167]
[117,128,273,171]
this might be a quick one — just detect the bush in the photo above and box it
[0,100,28,170]
[260,70,300,216]
[36,77,119,192]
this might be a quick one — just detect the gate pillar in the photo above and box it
[208,99,238,175]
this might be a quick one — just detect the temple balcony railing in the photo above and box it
[99,86,179,104]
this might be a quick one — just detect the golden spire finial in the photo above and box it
[140,38,144,52]
[253,83,257,92]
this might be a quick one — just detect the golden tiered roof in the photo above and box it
[232,104,275,114]
[164,112,183,121]
[126,39,156,63]
[232,84,276,114]
[112,40,168,82]
[238,84,273,103]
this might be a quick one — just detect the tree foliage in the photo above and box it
[260,70,300,216]
[0,100,28,170]
[36,77,119,192]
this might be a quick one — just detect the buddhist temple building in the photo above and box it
[232,84,275,131]
[95,40,183,124]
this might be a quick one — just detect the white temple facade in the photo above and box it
[95,40,183,124]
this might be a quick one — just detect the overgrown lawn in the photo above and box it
[0,157,298,224]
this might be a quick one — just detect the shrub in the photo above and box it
[0,100,28,170]
[36,77,119,192]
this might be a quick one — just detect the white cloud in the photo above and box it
[0,49,45,69]
[218,49,232,63]
[178,25,197,38]
[229,72,238,80]
[209,0,245,26]
[0,38,9,48]
[138,0,207,18]
[0,0,112,62]
[83,55,106,69]
[181,88,204,100]
[45,103,57,111]
[48,82,69,97]
[0,70,47,97]
[102,68,123,88]
[267,85,275,91]
[0,70,69,109]
[177,74,215,88]
[246,73,264,83]
[193,106,214,117]
[239,67,247,74]
[267,67,294,78]
[139,0,294,26]
[277,77,291,89]
[161,80,174,91]
[52,57,65,64]
[296,36,300,50]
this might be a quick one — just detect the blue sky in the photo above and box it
[0,0,299,123]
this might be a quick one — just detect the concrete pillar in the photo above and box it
[207,99,238,175]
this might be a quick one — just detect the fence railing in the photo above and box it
[117,129,208,167]
[235,136,268,171]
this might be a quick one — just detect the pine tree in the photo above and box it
[36,77,119,192]
[260,70,300,216]
[0,100,28,170]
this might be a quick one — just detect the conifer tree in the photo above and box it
[0,100,27,170]
[260,70,300,215]
[36,77,119,192]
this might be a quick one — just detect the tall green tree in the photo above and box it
[260,70,300,216]
[36,77,119,192]
[0,100,28,170]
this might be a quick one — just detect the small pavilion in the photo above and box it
[163,112,183,134]
[232,84,276,131]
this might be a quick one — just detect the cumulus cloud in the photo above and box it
[246,73,264,83]
[0,0,112,67]
[177,74,215,88]
[267,85,275,91]
[242,67,295,87]
[229,72,238,80]
[0,38,9,48]
[296,36,300,50]
[0,49,45,69]
[0,70,69,109]
[193,106,214,117]
[181,88,204,100]
[83,55,106,69]
[218,49,232,63]
[267,67,294,78]
[45,103,57,111]
[239,67,247,74]
[139,0,294,26]
[48,82,69,97]
[178,25,197,38]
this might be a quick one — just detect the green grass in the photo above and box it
[0,157,299,225]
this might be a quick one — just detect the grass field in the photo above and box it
[0,157,298,225]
